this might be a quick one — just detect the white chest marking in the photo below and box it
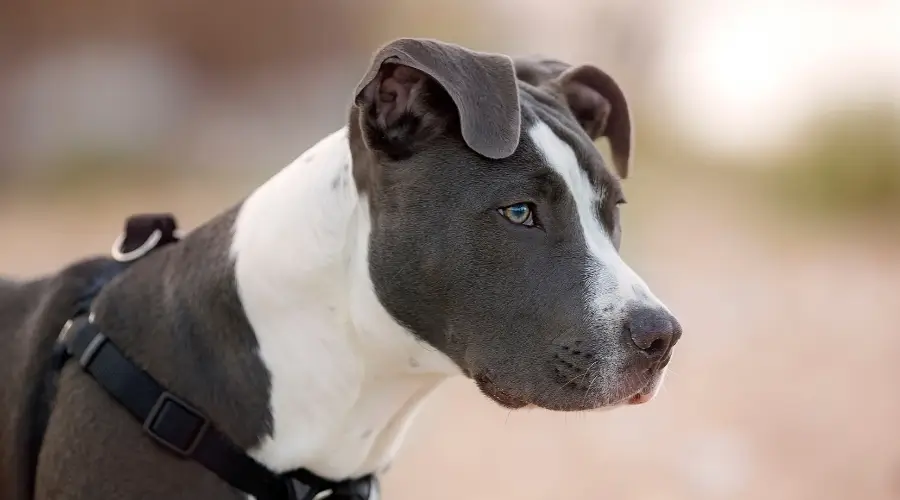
[231,128,459,480]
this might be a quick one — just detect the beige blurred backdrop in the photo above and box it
[2,1,899,499]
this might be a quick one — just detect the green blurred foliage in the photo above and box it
[629,99,900,226]
[767,102,900,221]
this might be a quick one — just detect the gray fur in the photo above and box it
[1,207,271,499]
[0,37,677,499]
[514,56,634,178]
[350,39,676,411]
[354,38,521,160]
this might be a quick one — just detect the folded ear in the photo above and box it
[554,65,633,178]
[514,57,633,179]
[354,38,521,160]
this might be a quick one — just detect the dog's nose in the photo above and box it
[626,307,681,358]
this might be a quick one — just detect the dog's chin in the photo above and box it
[475,369,667,412]
[472,374,622,412]
[474,374,531,409]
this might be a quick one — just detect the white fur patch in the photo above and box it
[526,121,668,318]
[231,128,458,480]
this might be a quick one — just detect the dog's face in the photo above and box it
[349,39,681,411]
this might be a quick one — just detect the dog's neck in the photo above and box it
[231,128,460,480]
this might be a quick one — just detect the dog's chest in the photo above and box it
[242,302,449,479]
[238,279,453,479]
[303,375,445,477]
[232,128,458,479]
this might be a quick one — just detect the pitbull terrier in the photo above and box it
[0,38,681,499]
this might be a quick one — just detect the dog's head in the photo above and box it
[349,39,681,411]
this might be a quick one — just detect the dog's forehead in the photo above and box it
[513,83,621,198]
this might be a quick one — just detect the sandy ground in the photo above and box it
[2,176,898,500]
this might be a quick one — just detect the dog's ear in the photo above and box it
[514,57,632,179]
[354,38,521,160]
[554,65,633,178]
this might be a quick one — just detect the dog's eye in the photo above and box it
[499,203,537,227]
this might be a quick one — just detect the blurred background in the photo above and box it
[2,0,899,498]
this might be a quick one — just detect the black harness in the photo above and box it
[47,214,378,500]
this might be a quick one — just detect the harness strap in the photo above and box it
[58,315,293,499]
[49,213,378,500]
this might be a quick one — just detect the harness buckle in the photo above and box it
[142,391,210,458]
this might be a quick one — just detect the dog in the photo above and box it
[0,38,682,499]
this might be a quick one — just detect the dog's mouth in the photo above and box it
[475,366,667,411]
[626,387,655,405]
[624,367,666,406]
[474,374,530,409]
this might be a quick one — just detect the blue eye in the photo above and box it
[500,203,536,226]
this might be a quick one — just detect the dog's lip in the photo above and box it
[475,366,665,410]
[625,370,663,405]
[474,374,530,409]
[627,392,654,405]
[658,352,673,369]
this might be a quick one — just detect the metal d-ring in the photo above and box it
[311,489,334,500]
[110,228,163,262]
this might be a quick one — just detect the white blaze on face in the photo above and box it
[527,121,666,319]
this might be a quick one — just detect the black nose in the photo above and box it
[626,307,681,358]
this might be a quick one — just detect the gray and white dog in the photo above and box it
[0,38,681,499]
